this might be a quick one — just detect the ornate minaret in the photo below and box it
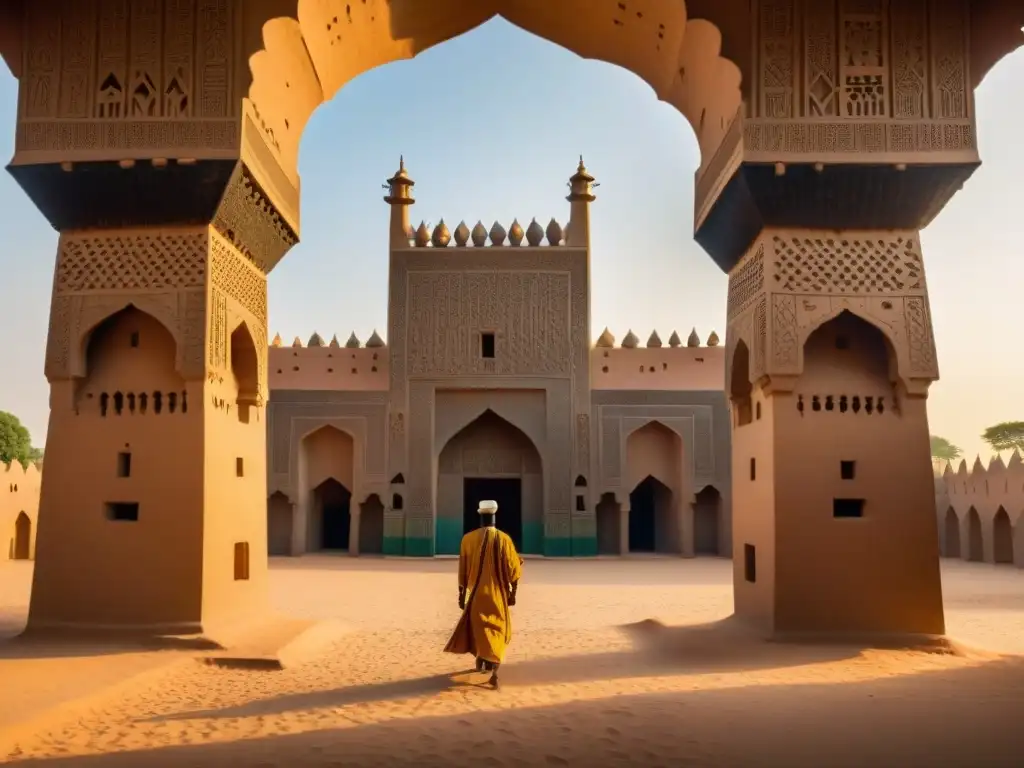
[565,156,596,248]
[384,156,415,250]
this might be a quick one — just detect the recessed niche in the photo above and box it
[117,451,132,478]
[744,544,756,583]
[575,494,586,511]
[236,457,244,477]
[106,501,139,522]
[233,542,250,580]
[840,460,856,480]
[129,331,140,348]
[833,498,865,518]
[749,457,756,481]
[755,402,762,420]
[835,335,850,350]
[392,493,403,510]
[481,332,496,359]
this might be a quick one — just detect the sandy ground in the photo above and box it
[1,556,1023,767]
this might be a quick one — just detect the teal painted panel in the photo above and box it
[435,518,462,555]
[521,522,544,555]
[544,537,572,557]
[404,537,434,557]
[572,536,598,557]
[382,536,404,556]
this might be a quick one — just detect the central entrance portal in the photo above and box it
[463,477,523,552]
[317,479,352,551]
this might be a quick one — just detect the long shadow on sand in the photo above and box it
[0,632,221,661]
[5,654,1024,767]
[147,618,870,722]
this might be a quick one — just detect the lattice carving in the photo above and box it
[179,289,206,377]
[840,1,888,118]
[208,288,228,370]
[770,235,923,293]
[929,0,969,119]
[213,164,297,273]
[744,119,975,154]
[45,296,73,379]
[772,294,799,367]
[753,296,768,380]
[904,296,937,375]
[758,0,797,118]
[804,0,838,117]
[727,245,765,318]
[406,271,571,377]
[576,413,590,472]
[55,232,207,293]
[890,0,929,119]
[209,234,268,325]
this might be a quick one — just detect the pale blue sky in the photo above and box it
[0,19,1020,461]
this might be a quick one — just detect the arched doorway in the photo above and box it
[359,494,386,556]
[595,493,621,555]
[13,512,31,560]
[966,507,984,562]
[315,478,351,551]
[629,476,672,554]
[230,321,259,425]
[944,508,961,559]
[436,409,542,555]
[625,421,684,554]
[694,486,722,556]
[300,425,356,553]
[993,508,1014,565]
[267,492,293,556]
[729,340,753,427]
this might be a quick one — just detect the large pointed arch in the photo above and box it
[434,405,545,461]
[799,307,907,388]
[69,300,183,379]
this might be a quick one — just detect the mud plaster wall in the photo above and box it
[2,462,41,561]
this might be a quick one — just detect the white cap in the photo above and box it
[477,500,498,515]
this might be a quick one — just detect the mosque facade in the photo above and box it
[265,160,732,558]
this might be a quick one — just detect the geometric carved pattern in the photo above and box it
[890,0,929,119]
[727,244,765,318]
[55,232,207,293]
[904,296,936,375]
[804,0,838,117]
[212,164,298,273]
[771,234,923,293]
[839,2,888,119]
[209,234,268,325]
[406,271,570,377]
[772,294,798,367]
[758,0,796,119]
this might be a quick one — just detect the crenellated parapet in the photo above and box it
[591,328,725,392]
[407,218,565,248]
[935,451,1024,566]
[268,330,389,392]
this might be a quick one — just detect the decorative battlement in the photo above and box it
[405,217,566,248]
[591,328,725,392]
[936,451,1024,506]
[268,331,388,392]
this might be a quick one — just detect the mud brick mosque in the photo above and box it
[1,0,1022,642]
[265,158,731,560]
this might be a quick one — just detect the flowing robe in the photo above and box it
[443,526,523,664]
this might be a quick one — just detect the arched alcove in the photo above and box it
[729,340,752,427]
[78,305,184,412]
[595,492,621,556]
[359,494,386,556]
[625,420,684,554]
[13,511,31,560]
[230,321,259,424]
[943,507,961,559]
[628,476,673,554]
[267,491,292,556]
[694,486,722,556]
[436,409,542,555]
[993,507,1014,565]
[800,311,897,398]
[966,507,984,562]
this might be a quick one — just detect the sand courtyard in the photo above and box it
[1,556,1023,767]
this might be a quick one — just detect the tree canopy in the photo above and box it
[980,421,1024,453]
[0,411,42,468]
[929,435,963,462]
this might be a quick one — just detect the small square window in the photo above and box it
[840,460,856,480]
[833,498,865,518]
[106,502,139,522]
[481,332,495,359]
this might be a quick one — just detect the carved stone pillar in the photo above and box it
[349,504,361,557]
[694,0,977,638]
[618,504,630,557]
[289,500,305,557]
[681,500,696,559]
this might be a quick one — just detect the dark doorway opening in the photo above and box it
[629,476,666,553]
[463,477,523,551]
[317,478,352,551]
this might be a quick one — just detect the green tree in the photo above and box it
[929,435,963,462]
[0,411,40,467]
[981,421,1024,453]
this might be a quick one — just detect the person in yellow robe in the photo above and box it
[443,499,523,688]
